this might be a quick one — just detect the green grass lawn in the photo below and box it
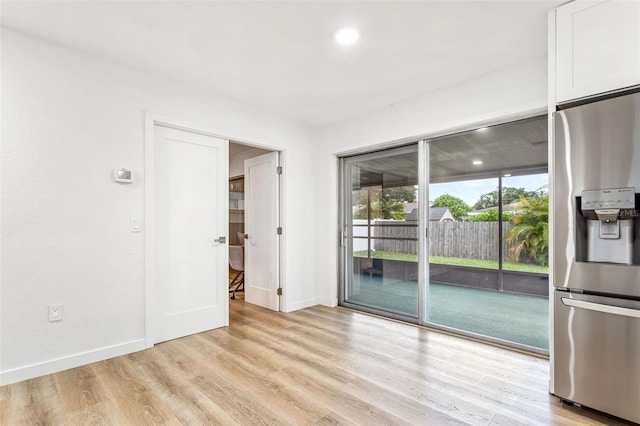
[353,250,548,274]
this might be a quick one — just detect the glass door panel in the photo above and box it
[427,176,503,335]
[341,145,419,318]
[500,173,549,349]
[426,116,549,352]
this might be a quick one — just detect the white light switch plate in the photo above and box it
[130,217,141,232]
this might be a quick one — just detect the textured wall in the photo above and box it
[1,29,317,384]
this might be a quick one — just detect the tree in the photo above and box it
[353,187,409,220]
[505,194,549,266]
[432,194,470,221]
[381,187,417,204]
[377,197,407,220]
[353,186,416,206]
[468,208,514,222]
[473,187,539,210]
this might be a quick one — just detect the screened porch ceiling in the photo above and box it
[352,115,548,189]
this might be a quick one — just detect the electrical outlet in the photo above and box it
[48,304,63,322]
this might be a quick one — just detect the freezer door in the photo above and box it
[553,290,640,423]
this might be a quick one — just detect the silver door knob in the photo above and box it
[214,236,226,244]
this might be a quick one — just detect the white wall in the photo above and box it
[314,57,549,306]
[0,29,318,385]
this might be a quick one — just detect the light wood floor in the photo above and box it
[0,299,632,425]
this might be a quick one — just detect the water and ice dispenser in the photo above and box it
[576,187,640,265]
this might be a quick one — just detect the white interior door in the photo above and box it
[244,151,280,311]
[153,125,228,343]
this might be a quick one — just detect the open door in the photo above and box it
[152,125,228,343]
[244,151,280,311]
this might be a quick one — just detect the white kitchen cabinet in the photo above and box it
[555,0,640,103]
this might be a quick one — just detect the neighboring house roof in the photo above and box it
[406,207,454,221]
[429,207,452,221]
[404,202,418,214]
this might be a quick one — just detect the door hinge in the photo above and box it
[277,226,283,235]
[276,166,282,175]
[277,288,283,296]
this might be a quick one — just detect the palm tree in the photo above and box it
[353,187,408,220]
[505,194,549,266]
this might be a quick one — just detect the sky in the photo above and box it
[429,173,548,207]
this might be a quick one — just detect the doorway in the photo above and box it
[144,117,283,349]
[228,142,282,312]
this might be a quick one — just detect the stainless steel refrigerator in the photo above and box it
[553,91,640,424]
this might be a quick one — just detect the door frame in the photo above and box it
[144,113,286,348]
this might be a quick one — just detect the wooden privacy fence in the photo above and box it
[371,221,516,261]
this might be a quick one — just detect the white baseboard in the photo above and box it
[317,297,338,308]
[0,339,146,386]
[284,297,317,312]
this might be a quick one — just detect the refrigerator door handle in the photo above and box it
[561,297,640,319]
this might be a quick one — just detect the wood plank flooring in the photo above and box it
[0,299,632,425]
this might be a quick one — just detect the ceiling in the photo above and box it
[349,114,547,188]
[229,142,260,156]
[1,1,562,126]
[429,114,548,182]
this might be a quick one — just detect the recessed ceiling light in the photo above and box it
[504,173,512,177]
[472,160,483,165]
[333,27,360,45]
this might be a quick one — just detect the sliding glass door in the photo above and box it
[339,115,549,353]
[340,145,421,320]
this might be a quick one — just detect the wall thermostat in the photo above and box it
[113,168,134,183]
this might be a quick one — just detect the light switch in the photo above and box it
[131,217,141,232]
